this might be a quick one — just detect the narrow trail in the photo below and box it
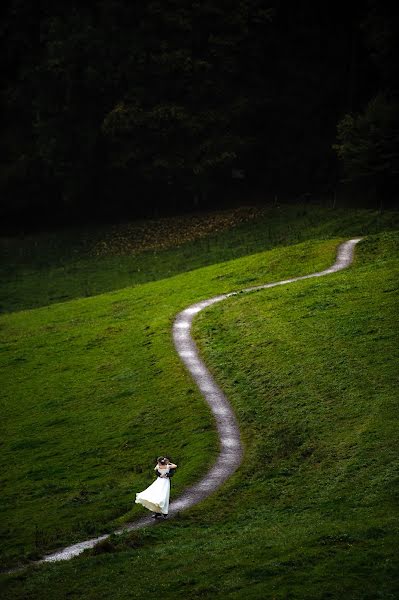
[24,238,362,566]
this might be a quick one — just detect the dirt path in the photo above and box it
[36,238,362,564]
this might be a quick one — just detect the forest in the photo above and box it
[1,0,398,230]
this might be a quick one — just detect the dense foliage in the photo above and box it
[1,1,397,228]
[333,2,399,206]
[334,95,399,201]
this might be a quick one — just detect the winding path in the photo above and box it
[38,238,361,563]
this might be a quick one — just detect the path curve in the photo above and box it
[37,238,361,564]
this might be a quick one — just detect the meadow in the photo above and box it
[1,204,398,313]
[1,205,398,598]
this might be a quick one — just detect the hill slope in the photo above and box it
[1,204,398,313]
[1,232,398,599]
[0,238,339,566]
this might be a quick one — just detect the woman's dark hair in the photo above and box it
[157,456,168,465]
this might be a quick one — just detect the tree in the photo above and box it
[1,0,390,228]
[101,1,272,208]
[333,94,399,196]
[333,2,399,205]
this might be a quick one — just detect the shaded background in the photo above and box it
[1,0,398,232]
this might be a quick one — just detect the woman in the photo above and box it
[135,457,177,519]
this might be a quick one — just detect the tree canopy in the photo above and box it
[1,0,397,229]
[333,1,399,203]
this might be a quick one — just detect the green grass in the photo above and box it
[0,238,340,567]
[1,204,398,313]
[0,218,398,598]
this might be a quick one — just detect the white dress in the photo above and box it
[135,465,171,515]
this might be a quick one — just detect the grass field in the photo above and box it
[0,237,341,566]
[1,204,398,313]
[1,206,398,598]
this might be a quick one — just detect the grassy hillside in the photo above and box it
[1,204,398,313]
[1,231,398,599]
[0,239,339,566]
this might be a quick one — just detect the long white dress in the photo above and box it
[135,465,171,515]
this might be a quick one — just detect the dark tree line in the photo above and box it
[1,0,398,230]
[334,1,399,209]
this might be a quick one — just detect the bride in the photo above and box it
[135,456,177,518]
